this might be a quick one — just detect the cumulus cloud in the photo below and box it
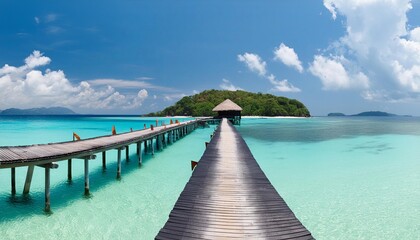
[309,55,369,90]
[267,74,301,92]
[24,50,51,68]
[0,51,148,110]
[318,0,420,101]
[238,52,301,92]
[219,79,243,91]
[237,53,267,76]
[274,43,303,73]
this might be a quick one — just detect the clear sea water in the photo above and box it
[0,116,419,239]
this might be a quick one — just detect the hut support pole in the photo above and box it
[11,168,16,195]
[23,165,35,194]
[68,159,72,181]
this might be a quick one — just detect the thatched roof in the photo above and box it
[212,99,242,112]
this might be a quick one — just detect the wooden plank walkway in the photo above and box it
[0,119,201,211]
[156,119,314,240]
[0,120,199,168]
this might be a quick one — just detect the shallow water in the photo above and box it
[0,116,419,239]
[238,117,420,240]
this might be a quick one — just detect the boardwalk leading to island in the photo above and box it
[156,119,313,239]
[0,119,202,211]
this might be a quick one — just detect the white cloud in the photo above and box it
[323,1,337,20]
[163,93,187,102]
[25,50,51,68]
[274,43,303,73]
[318,0,420,101]
[237,53,267,76]
[34,17,40,24]
[219,79,243,91]
[267,74,301,92]
[238,52,301,92]
[411,27,420,42]
[309,55,369,90]
[87,78,175,91]
[0,51,148,110]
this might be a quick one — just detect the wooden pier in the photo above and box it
[0,119,201,211]
[156,119,313,239]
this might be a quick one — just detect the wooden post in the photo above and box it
[102,151,106,170]
[45,167,51,212]
[23,165,35,194]
[138,142,142,165]
[151,138,154,155]
[117,148,122,179]
[84,159,89,195]
[39,163,58,212]
[144,140,148,154]
[156,135,160,151]
[126,145,130,162]
[68,159,72,181]
[11,168,16,195]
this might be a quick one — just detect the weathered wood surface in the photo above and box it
[156,119,313,240]
[0,120,198,168]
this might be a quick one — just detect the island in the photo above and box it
[146,90,310,117]
[0,107,76,115]
[327,111,410,117]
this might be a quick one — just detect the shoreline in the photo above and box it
[241,116,308,119]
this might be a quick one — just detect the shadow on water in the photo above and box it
[0,143,172,222]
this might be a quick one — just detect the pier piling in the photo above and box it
[84,159,89,195]
[117,148,122,179]
[68,159,72,181]
[23,165,34,194]
[11,167,16,195]
[102,151,106,170]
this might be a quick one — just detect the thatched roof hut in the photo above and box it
[212,99,242,125]
[212,99,243,112]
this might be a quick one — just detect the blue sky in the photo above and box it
[1,0,420,115]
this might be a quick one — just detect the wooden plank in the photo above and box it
[156,119,313,239]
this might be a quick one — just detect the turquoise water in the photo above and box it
[237,117,420,240]
[0,116,419,239]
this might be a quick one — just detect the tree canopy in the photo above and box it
[146,90,310,117]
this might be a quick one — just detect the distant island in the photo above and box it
[327,111,410,117]
[147,90,310,117]
[0,107,76,115]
